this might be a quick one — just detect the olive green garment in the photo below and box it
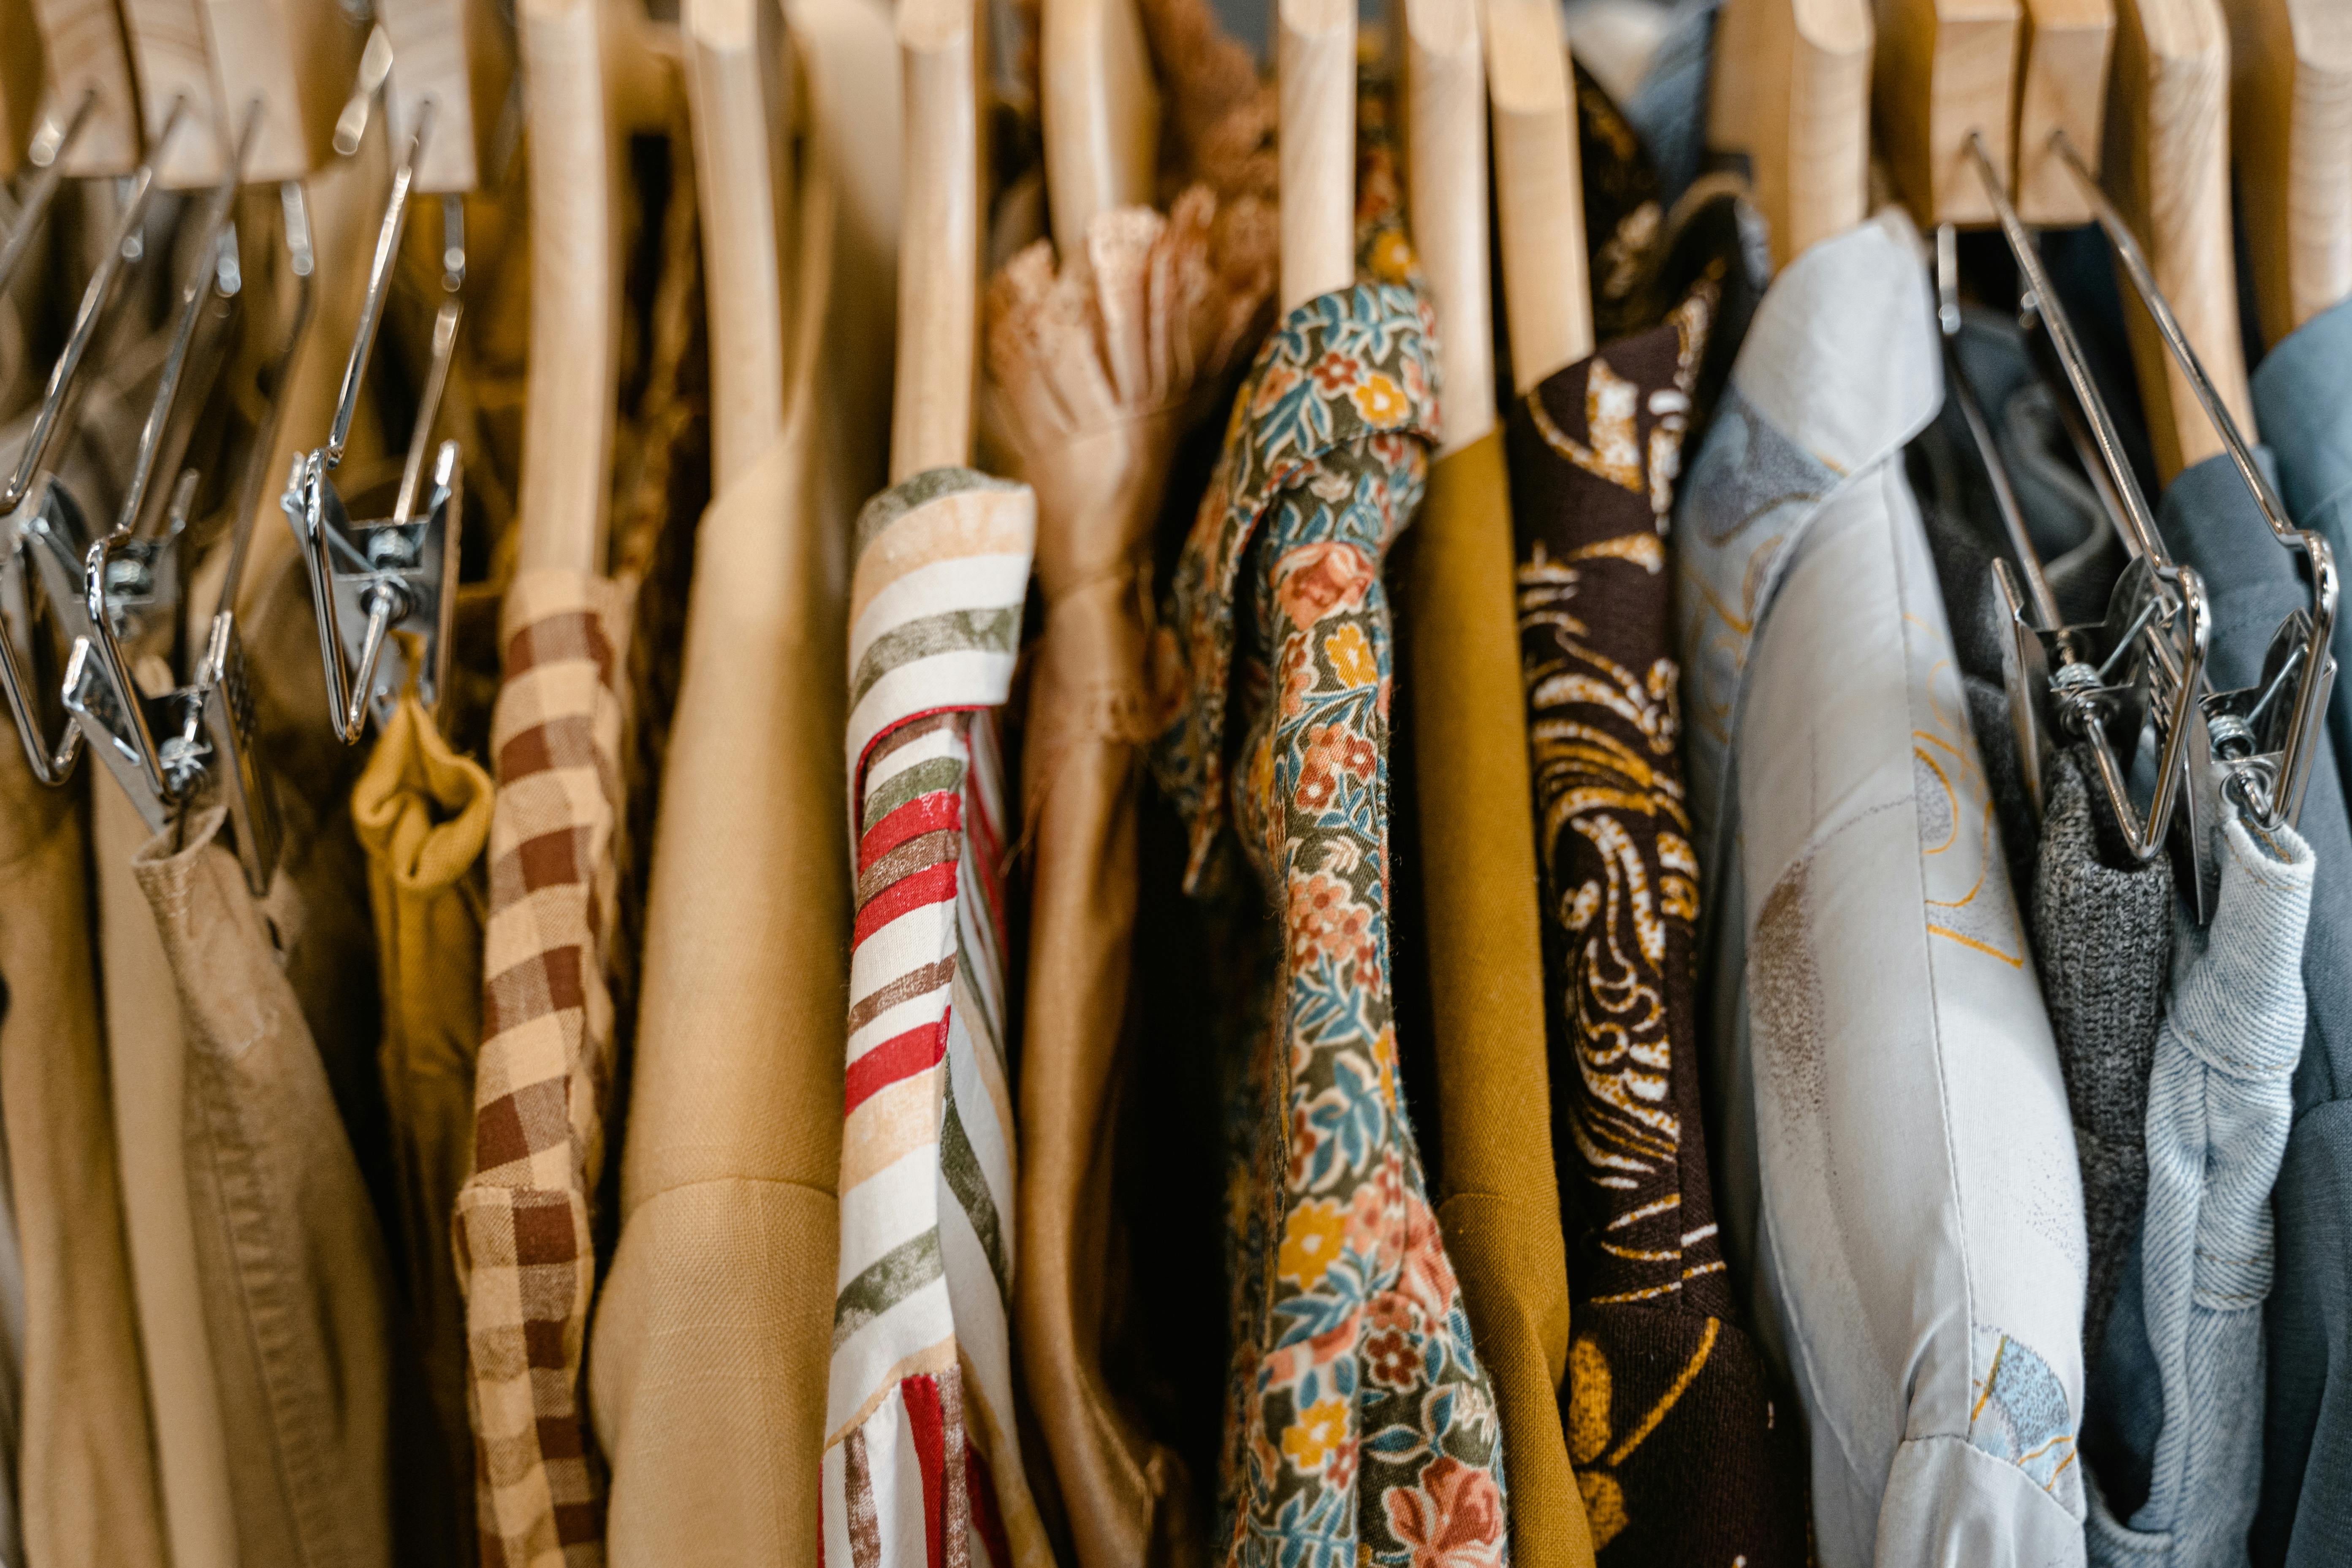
[1398,430,1597,1568]
[353,692,496,1564]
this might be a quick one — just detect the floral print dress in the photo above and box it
[1151,90,1511,1568]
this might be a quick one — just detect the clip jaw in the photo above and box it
[283,437,462,743]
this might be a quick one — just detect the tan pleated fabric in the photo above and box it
[96,782,239,1568]
[354,693,497,1557]
[587,97,856,1565]
[1397,431,1596,1568]
[0,695,169,1568]
[131,802,399,1568]
[985,192,1267,1568]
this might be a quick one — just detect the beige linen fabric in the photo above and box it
[132,803,399,1568]
[587,98,857,1565]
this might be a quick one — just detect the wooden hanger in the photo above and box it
[381,0,513,196]
[1708,0,1874,267]
[119,0,232,186]
[1406,0,1492,448]
[1041,0,1159,258]
[686,0,796,486]
[1872,0,2019,227]
[1481,0,1590,392]
[2106,0,2252,478]
[515,0,624,574]
[198,0,363,180]
[2013,0,2112,222]
[2227,0,2351,345]
[890,0,981,478]
[29,0,142,174]
[1278,0,1355,314]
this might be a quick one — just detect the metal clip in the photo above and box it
[2048,134,2338,854]
[1953,133,2215,910]
[283,94,466,743]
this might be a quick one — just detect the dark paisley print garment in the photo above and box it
[1151,87,1512,1568]
[1507,288,1810,1567]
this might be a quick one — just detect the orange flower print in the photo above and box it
[1278,1198,1349,1289]
[1352,371,1410,429]
[1311,350,1364,395]
[1324,624,1378,687]
[1279,635,1316,716]
[1275,540,1376,628]
[1383,1457,1508,1568]
[1304,721,1376,782]
[1297,754,1339,812]
[1288,871,1377,986]
[1280,1397,1350,1474]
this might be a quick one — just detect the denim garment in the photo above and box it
[2208,328,2352,1566]
[1677,210,2090,1568]
[2084,806,2313,1568]
[2106,448,2352,1568]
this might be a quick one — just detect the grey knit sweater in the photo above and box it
[2032,750,2175,1361]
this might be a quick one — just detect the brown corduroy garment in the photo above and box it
[985,190,1266,1568]
[1506,301,1810,1567]
[1395,429,1597,1568]
[0,696,169,1568]
[586,97,855,1563]
[353,692,497,1560]
[131,803,400,1568]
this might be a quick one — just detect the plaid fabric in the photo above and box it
[458,569,635,1568]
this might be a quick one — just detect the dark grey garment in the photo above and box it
[1907,308,2132,683]
[2250,296,2352,814]
[2033,750,2173,1364]
[2149,451,2352,1568]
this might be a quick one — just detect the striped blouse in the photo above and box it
[823,467,1050,1568]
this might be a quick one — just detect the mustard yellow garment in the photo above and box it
[353,693,495,1559]
[1398,431,1596,1568]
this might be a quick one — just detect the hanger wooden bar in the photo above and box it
[2228,0,2352,341]
[2108,0,2252,477]
[687,0,795,485]
[1709,0,1874,267]
[890,0,980,479]
[29,0,141,174]
[1042,0,1159,258]
[1279,0,1355,314]
[2013,0,2112,222]
[199,0,363,181]
[1482,0,1590,390]
[1407,0,1493,448]
[1874,0,2020,226]
[516,0,621,574]
[119,0,225,185]
[382,0,513,194]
